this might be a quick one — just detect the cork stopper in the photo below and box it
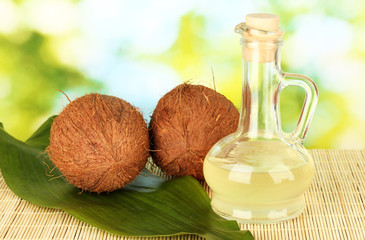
[236,13,284,63]
[245,13,279,32]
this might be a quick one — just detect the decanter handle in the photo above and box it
[276,73,319,142]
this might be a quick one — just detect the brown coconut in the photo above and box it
[149,84,239,180]
[48,93,149,193]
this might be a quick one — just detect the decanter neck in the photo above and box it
[237,56,282,139]
[234,14,285,139]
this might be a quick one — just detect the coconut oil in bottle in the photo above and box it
[204,14,318,223]
[204,141,314,222]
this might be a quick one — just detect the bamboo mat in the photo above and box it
[0,149,364,240]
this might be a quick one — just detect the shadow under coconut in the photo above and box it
[123,168,165,193]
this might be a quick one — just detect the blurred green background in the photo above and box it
[0,0,364,149]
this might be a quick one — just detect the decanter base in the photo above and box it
[211,195,305,224]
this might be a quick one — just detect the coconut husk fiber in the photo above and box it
[149,84,239,180]
[48,93,149,193]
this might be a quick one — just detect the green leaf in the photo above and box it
[0,117,253,240]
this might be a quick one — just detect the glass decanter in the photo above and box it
[204,13,319,224]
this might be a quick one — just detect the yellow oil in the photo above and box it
[204,141,314,223]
